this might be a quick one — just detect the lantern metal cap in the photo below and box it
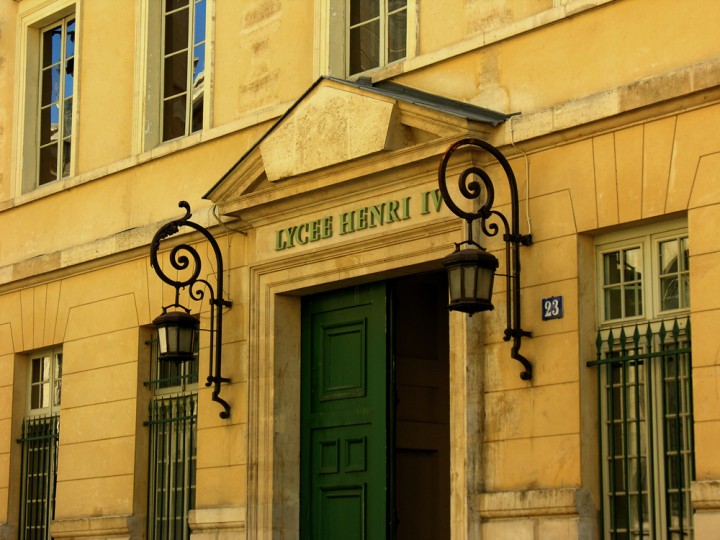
[152,309,198,329]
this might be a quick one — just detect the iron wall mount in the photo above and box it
[438,138,533,380]
[150,201,233,418]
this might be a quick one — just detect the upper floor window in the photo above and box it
[320,0,414,78]
[349,0,407,75]
[15,2,78,194]
[597,222,689,324]
[138,0,209,151]
[161,0,206,142]
[38,16,76,186]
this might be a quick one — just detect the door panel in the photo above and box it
[301,283,387,540]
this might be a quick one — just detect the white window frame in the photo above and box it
[133,0,214,153]
[12,1,78,196]
[27,348,63,417]
[314,0,417,79]
[595,219,689,326]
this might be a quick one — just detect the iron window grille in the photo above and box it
[588,317,694,539]
[18,415,60,540]
[145,336,198,540]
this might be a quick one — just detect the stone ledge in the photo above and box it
[50,514,133,539]
[189,506,247,532]
[692,480,720,510]
[477,487,594,519]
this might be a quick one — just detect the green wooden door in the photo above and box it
[301,282,388,540]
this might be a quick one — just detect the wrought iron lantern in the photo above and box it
[152,309,199,364]
[438,138,533,380]
[150,201,233,418]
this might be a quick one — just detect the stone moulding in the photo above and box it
[477,487,594,519]
[692,480,720,511]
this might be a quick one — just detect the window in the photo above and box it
[348,0,407,75]
[591,222,694,539]
[320,0,414,78]
[139,0,208,150]
[18,349,63,540]
[598,224,689,323]
[161,0,206,141]
[37,16,76,186]
[145,335,198,540]
[15,3,77,194]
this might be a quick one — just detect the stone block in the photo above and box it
[60,363,137,409]
[59,399,137,445]
[57,436,136,481]
[54,475,135,518]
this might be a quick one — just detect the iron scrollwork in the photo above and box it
[150,201,233,417]
[438,138,533,380]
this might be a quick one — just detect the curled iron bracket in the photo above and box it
[438,138,533,380]
[150,201,233,418]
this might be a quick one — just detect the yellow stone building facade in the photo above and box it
[1,0,719,538]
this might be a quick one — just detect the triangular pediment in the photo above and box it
[206,77,509,218]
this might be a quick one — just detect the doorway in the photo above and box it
[300,273,450,539]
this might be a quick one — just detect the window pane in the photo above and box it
[389,0,407,11]
[603,252,621,285]
[38,145,58,185]
[681,275,690,308]
[191,91,203,133]
[61,139,71,178]
[41,65,60,106]
[604,287,622,320]
[165,7,190,55]
[661,276,679,311]
[350,0,379,26]
[63,98,73,137]
[387,9,407,63]
[680,237,689,271]
[166,0,189,11]
[659,239,678,275]
[42,25,62,67]
[625,283,643,317]
[163,95,187,141]
[349,21,380,75]
[39,105,59,145]
[164,51,189,96]
[623,247,642,282]
[192,43,205,88]
[64,59,74,98]
[66,19,76,57]
[194,0,206,45]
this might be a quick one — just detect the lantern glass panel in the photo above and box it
[448,265,462,303]
[167,325,179,353]
[158,327,169,355]
[463,264,478,300]
[179,325,195,356]
[475,267,494,302]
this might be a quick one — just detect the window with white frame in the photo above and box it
[15,3,77,194]
[18,349,63,540]
[37,16,76,186]
[591,221,694,539]
[320,0,414,78]
[145,333,198,540]
[140,0,208,150]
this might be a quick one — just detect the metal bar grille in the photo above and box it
[589,318,694,539]
[18,415,59,540]
[146,394,197,540]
